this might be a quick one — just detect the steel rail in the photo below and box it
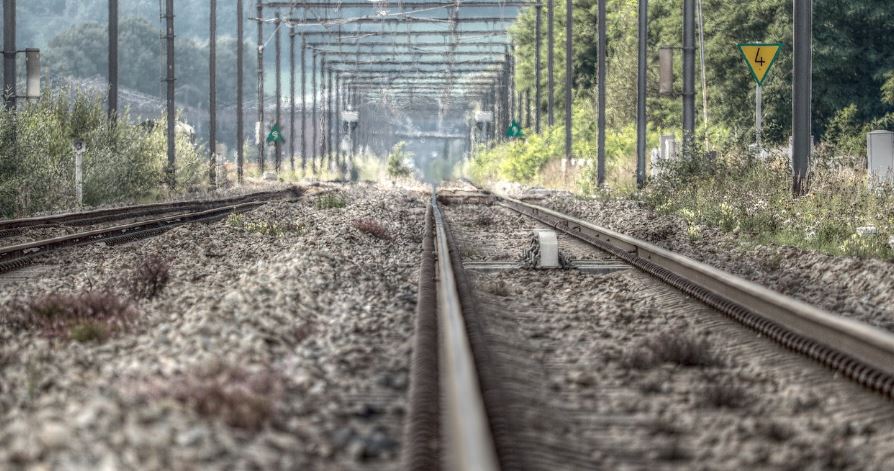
[431,193,500,471]
[496,194,894,397]
[0,188,300,235]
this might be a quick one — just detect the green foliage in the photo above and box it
[883,72,894,107]
[642,152,894,259]
[314,193,347,210]
[386,142,413,178]
[0,90,204,217]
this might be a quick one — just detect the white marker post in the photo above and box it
[755,83,763,149]
[72,139,85,206]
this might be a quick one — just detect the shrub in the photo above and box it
[353,219,391,240]
[386,141,413,178]
[623,332,722,369]
[701,382,750,409]
[128,254,171,299]
[3,291,137,341]
[134,361,284,431]
[0,88,205,217]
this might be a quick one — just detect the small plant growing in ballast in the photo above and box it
[315,193,347,210]
[128,254,171,299]
[386,141,413,178]
[353,219,391,240]
[3,291,138,343]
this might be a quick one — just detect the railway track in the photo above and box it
[0,187,302,239]
[404,185,894,469]
[0,187,306,274]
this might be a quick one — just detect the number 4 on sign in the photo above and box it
[737,43,783,86]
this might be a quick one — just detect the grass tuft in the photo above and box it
[3,291,137,341]
[315,193,347,210]
[623,332,723,369]
[701,382,750,409]
[135,361,284,431]
[353,219,391,240]
[128,254,171,299]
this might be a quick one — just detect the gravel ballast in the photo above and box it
[0,183,425,470]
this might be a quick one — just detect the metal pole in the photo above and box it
[683,0,695,157]
[597,0,606,186]
[755,83,762,149]
[534,2,542,133]
[312,52,318,168]
[301,34,308,172]
[792,0,812,195]
[524,88,531,128]
[289,30,296,172]
[3,0,14,109]
[547,0,555,126]
[336,72,342,172]
[209,0,217,185]
[165,0,176,187]
[564,0,573,164]
[237,0,244,183]
[636,0,647,189]
[256,1,265,173]
[274,13,282,172]
[109,0,118,119]
[327,65,333,168]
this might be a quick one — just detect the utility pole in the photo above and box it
[682,0,695,157]
[209,0,217,185]
[597,0,606,186]
[534,2,542,133]
[274,13,282,172]
[312,52,317,168]
[547,0,555,126]
[636,0,647,188]
[109,0,118,119]
[335,73,341,170]
[256,1,265,173]
[289,30,296,172]
[301,33,308,172]
[564,0,573,165]
[792,0,812,196]
[327,65,333,167]
[4,0,15,109]
[237,0,244,183]
[165,0,176,188]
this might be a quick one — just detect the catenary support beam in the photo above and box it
[564,0,572,164]
[209,0,217,184]
[597,0,606,186]
[274,13,282,171]
[165,0,176,187]
[535,1,542,133]
[636,0,647,188]
[256,1,266,173]
[237,0,245,183]
[3,0,14,109]
[682,0,695,157]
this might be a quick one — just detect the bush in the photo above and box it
[2,291,137,341]
[623,332,723,370]
[128,254,171,299]
[352,219,391,240]
[0,88,205,217]
[386,141,413,178]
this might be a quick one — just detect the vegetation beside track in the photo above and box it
[0,90,205,218]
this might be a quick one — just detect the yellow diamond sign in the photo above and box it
[737,43,783,86]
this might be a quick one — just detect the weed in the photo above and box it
[69,321,110,343]
[386,142,413,178]
[135,361,284,431]
[228,213,304,237]
[622,332,723,370]
[3,291,137,341]
[353,219,391,240]
[481,280,510,297]
[759,421,794,443]
[128,254,170,299]
[474,214,494,226]
[701,382,750,409]
[315,193,347,210]
[655,440,691,462]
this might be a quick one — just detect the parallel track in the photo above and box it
[0,187,302,238]
[0,189,304,274]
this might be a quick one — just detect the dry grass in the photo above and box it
[128,254,171,299]
[623,332,723,370]
[481,280,511,297]
[2,291,137,342]
[135,361,284,431]
[353,219,392,240]
[701,382,751,409]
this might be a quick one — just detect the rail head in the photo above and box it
[497,194,894,380]
[431,194,500,471]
